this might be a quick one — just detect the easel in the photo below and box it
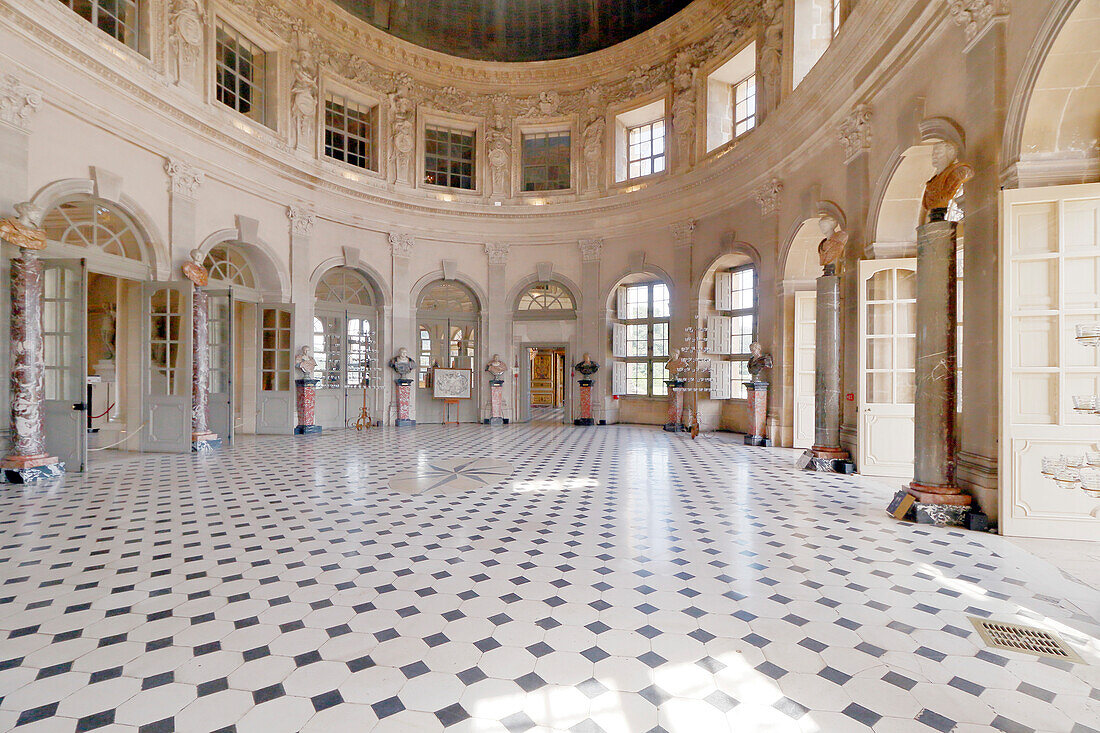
[443,398,460,426]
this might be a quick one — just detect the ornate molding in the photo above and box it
[947,0,1008,47]
[837,104,872,164]
[389,232,414,258]
[484,242,510,265]
[0,74,42,132]
[753,178,783,217]
[579,239,603,262]
[287,205,316,236]
[671,220,696,248]
[164,158,204,199]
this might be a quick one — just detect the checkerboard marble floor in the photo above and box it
[1,423,1098,733]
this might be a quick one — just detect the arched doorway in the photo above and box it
[313,267,382,429]
[780,219,823,449]
[416,280,480,424]
[38,193,157,468]
[513,279,577,424]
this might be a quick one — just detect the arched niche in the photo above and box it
[197,230,289,302]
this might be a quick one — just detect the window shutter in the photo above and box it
[616,286,628,318]
[612,322,627,358]
[612,361,627,396]
[710,360,732,400]
[707,315,731,354]
[715,272,733,311]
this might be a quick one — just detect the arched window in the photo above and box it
[42,195,144,261]
[419,281,476,313]
[516,281,576,318]
[313,268,379,394]
[316,267,375,307]
[204,244,257,288]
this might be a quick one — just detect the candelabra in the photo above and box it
[670,324,712,438]
[354,328,384,431]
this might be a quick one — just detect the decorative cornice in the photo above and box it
[287,205,316,236]
[753,178,783,217]
[164,158,204,199]
[484,242,510,265]
[579,239,603,262]
[947,0,1007,47]
[389,232,414,258]
[837,104,872,164]
[0,74,42,132]
[671,220,696,248]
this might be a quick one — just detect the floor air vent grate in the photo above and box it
[969,617,1084,663]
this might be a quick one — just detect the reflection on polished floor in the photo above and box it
[0,424,1097,733]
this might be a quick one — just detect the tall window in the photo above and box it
[619,282,671,396]
[627,120,666,179]
[216,22,267,126]
[424,125,475,189]
[59,0,139,49]
[725,265,757,398]
[733,74,757,137]
[522,131,571,191]
[325,94,378,170]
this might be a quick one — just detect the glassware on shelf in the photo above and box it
[1041,455,1066,475]
[1072,395,1100,414]
[1076,323,1100,348]
[1081,468,1100,499]
[1053,467,1081,490]
[1087,451,1100,467]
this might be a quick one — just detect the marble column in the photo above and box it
[294,379,322,434]
[801,271,851,473]
[191,287,220,452]
[395,378,415,426]
[744,381,772,447]
[908,219,970,509]
[2,253,63,482]
[576,380,595,426]
[664,380,686,432]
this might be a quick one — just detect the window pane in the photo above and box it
[626,324,648,357]
[626,362,648,395]
[652,322,669,357]
[652,284,670,318]
[424,125,476,190]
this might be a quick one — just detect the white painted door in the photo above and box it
[42,258,87,471]
[142,281,193,453]
[1001,184,1100,540]
[207,288,234,444]
[256,304,295,434]
[793,290,816,449]
[314,309,345,429]
[858,259,917,479]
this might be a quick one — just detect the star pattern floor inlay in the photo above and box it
[0,422,1097,733]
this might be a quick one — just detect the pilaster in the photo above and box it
[578,239,603,421]
[287,204,315,355]
[164,158,203,272]
[484,243,510,422]
[390,233,414,422]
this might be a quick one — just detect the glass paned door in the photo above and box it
[256,304,294,434]
[416,318,479,423]
[793,290,816,449]
[42,258,87,471]
[858,259,917,479]
[313,310,345,428]
[207,289,234,444]
[142,281,193,453]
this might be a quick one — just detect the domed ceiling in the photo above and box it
[329,0,695,62]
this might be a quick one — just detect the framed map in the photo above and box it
[433,368,473,399]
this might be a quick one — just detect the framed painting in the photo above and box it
[432,368,473,399]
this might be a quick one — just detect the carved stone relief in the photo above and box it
[168,0,204,89]
[290,34,319,152]
[837,104,872,163]
[0,74,42,131]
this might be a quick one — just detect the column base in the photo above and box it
[663,423,684,432]
[912,503,971,527]
[294,425,323,435]
[191,433,222,452]
[744,435,773,447]
[395,419,416,427]
[574,418,595,426]
[907,482,973,507]
[2,455,64,483]
[797,449,855,474]
[487,417,504,426]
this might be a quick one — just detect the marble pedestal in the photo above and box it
[191,288,220,452]
[664,380,686,432]
[574,380,595,426]
[3,254,62,482]
[395,378,416,426]
[488,380,505,426]
[294,378,322,435]
[743,381,772,446]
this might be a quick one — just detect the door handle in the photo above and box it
[72,402,87,411]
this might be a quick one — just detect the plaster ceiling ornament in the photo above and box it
[579,238,603,262]
[837,104,873,163]
[164,158,205,199]
[922,141,975,221]
[387,457,513,495]
[671,219,696,248]
[287,205,316,236]
[947,0,1007,44]
[0,203,46,251]
[290,35,319,151]
[0,74,42,132]
[484,242,510,265]
[168,0,204,87]
[389,232,414,258]
[753,177,783,216]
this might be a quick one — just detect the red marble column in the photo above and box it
[2,254,63,481]
[575,379,595,426]
[395,378,415,426]
[744,381,772,447]
[489,380,505,426]
[294,379,321,434]
[191,288,219,450]
[664,380,686,432]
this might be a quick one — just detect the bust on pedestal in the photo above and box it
[294,346,322,435]
[744,342,773,446]
[390,347,417,426]
[663,349,687,432]
[485,354,509,426]
[573,353,599,426]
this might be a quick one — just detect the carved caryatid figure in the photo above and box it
[390,92,416,185]
[922,142,974,221]
[0,203,46,251]
[747,342,774,382]
[759,0,784,113]
[486,115,511,197]
[671,56,697,170]
[290,43,318,151]
[583,111,605,192]
[182,248,208,287]
[169,0,205,85]
[816,216,849,276]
